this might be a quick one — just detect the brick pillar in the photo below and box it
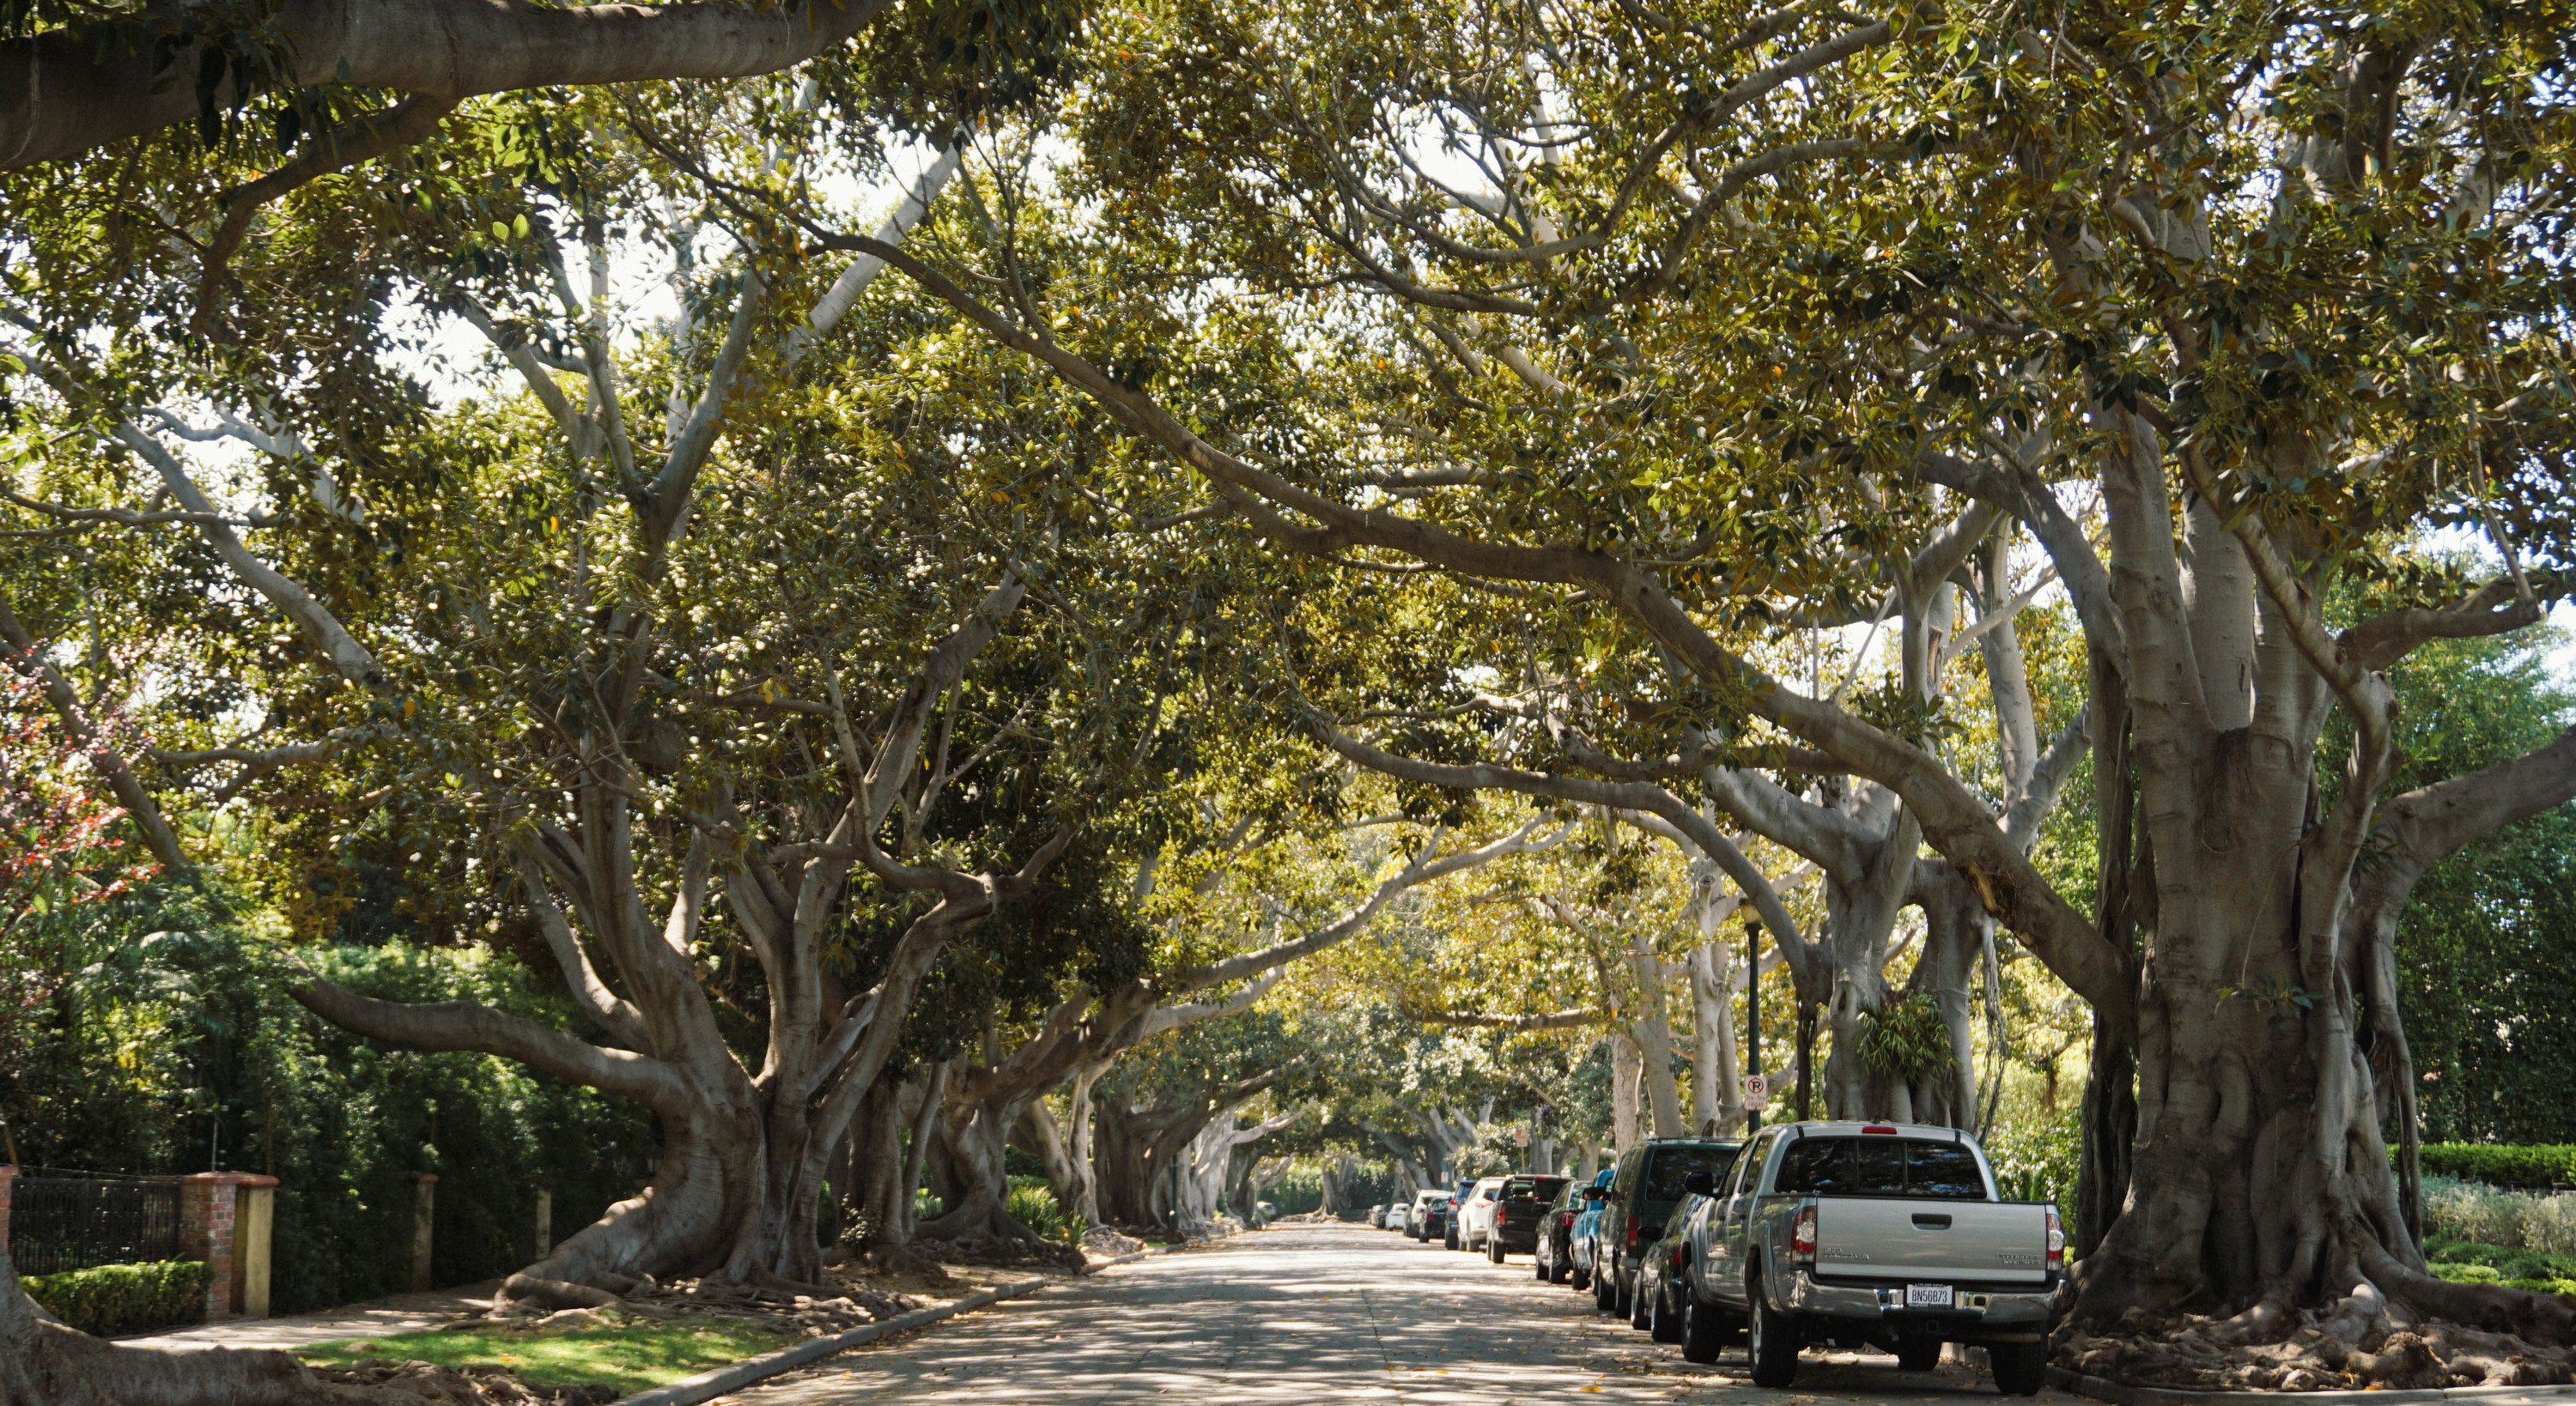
[234,1177,279,1318]
[178,1172,273,1319]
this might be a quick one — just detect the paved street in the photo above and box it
[724,1222,2086,1405]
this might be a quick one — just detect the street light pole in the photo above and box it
[1745,920,1762,1134]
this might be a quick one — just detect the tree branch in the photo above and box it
[0,0,896,170]
[288,974,691,1115]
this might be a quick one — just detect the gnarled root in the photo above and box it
[494,1275,620,1315]
[2055,1283,2576,1391]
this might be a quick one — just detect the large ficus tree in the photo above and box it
[0,67,1240,1401]
[829,0,2576,1369]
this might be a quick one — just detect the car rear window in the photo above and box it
[1504,1176,1568,1200]
[1775,1136,1986,1199]
[1640,1145,1739,1203]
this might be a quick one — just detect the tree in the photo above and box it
[838,0,2576,1358]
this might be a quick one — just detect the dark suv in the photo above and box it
[1484,1173,1570,1262]
[1589,1137,1741,1320]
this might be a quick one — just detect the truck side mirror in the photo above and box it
[1684,1172,1715,1197]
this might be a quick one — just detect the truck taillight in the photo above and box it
[1791,1205,1817,1266]
[1672,1242,1689,1270]
[2044,1207,2065,1275]
[1627,1219,1642,1248]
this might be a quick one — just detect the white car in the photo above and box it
[1455,1176,1506,1251]
[1404,1191,1452,1239]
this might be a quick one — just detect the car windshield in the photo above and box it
[1641,1145,1740,1203]
[1503,1176,1567,1201]
[1774,1136,1988,1199]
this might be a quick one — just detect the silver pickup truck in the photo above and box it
[1673,1120,2062,1392]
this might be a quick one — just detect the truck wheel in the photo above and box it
[1746,1276,1801,1388]
[1534,1246,1552,1281]
[1990,1341,2047,1396]
[1594,1265,1618,1313]
[1896,1341,1941,1372]
[1614,1272,1637,1323]
[1489,1235,1507,1264]
[1681,1283,1736,1364]
[1649,1281,1686,1342]
[1571,1259,1591,1292]
[1628,1274,1654,1330]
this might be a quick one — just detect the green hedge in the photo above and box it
[2417,1143,2576,1190]
[21,1260,210,1336]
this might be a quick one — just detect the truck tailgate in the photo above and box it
[1813,1199,2049,1284]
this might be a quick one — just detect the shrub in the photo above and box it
[1005,1176,1084,1243]
[2422,1179,2576,1257]
[2419,1143,2576,1191]
[21,1259,210,1336]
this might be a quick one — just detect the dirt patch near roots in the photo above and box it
[316,1362,617,1405]
[2059,1300,2576,1391]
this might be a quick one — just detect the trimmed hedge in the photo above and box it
[21,1259,210,1336]
[2418,1143,2576,1190]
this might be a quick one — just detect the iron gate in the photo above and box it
[7,1177,184,1274]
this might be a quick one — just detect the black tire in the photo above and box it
[1991,1342,2047,1396]
[1534,1246,1552,1281]
[1896,1341,1941,1372]
[1746,1273,1801,1388]
[1618,1272,1641,1326]
[1680,1282,1736,1364]
[1445,1227,1460,1251]
[1570,1259,1591,1291]
[1649,1279,1686,1342]
[1594,1264,1619,1312]
[1490,1234,1507,1264]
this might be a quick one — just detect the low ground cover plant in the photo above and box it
[300,1320,797,1393]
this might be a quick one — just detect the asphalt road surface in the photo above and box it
[725,1221,2088,1405]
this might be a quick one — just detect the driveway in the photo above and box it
[724,1221,2089,1404]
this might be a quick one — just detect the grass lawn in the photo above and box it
[299,1320,800,1392]
[2424,1235,2576,1296]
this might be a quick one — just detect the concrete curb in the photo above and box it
[607,1232,1232,1406]
[2049,1367,2576,1406]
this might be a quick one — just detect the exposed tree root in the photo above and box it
[2054,1288,2576,1391]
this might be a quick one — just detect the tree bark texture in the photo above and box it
[0,0,896,170]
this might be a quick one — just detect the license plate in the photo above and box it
[1906,1283,1954,1308]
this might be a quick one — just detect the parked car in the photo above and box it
[1534,1175,1592,1284]
[1590,1136,1742,1323]
[1387,1201,1412,1230]
[1678,1120,2061,1392]
[1565,1167,1615,1288]
[1455,1176,1507,1251]
[1636,1194,1709,1342]
[1405,1191,1453,1240]
[1443,1177,1478,1249]
[1485,1173,1571,1263]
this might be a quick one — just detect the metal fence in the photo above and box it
[8,1177,183,1275]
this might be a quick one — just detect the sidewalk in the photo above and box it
[118,1280,498,1351]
